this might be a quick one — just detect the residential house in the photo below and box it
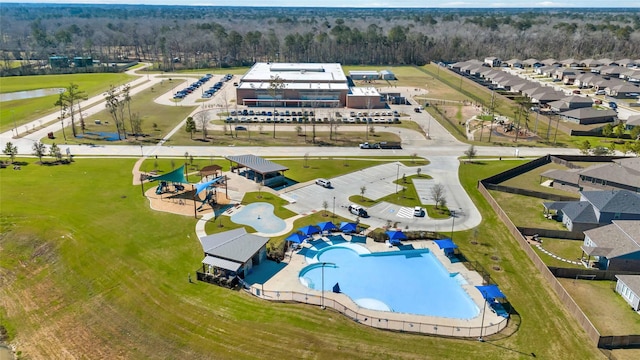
[505,59,524,68]
[541,58,561,67]
[543,189,640,232]
[484,57,501,67]
[625,115,640,130]
[561,58,580,68]
[559,108,617,125]
[607,83,640,98]
[523,58,543,68]
[617,59,638,68]
[582,58,603,68]
[542,158,640,193]
[547,95,594,112]
[615,275,640,311]
[581,220,640,271]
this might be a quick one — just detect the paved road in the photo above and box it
[0,66,587,233]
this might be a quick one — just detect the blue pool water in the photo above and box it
[299,244,479,319]
[230,202,286,234]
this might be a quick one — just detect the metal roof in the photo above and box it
[226,154,288,174]
[200,228,270,264]
[202,255,242,272]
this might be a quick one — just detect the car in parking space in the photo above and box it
[235,126,247,131]
[595,90,606,95]
[414,207,425,217]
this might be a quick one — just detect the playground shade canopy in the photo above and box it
[340,222,357,233]
[149,165,189,184]
[286,233,307,244]
[195,176,225,195]
[317,221,337,232]
[475,285,507,302]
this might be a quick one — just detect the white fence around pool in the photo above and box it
[248,286,508,338]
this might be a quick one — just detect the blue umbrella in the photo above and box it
[286,233,306,244]
[340,222,357,233]
[386,230,407,241]
[317,221,337,232]
[298,225,320,236]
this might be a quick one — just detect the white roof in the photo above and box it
[349,87,381,96]
[241,62,347,83]
[237,82,349,90]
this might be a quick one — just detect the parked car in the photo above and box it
[414,207,425,217]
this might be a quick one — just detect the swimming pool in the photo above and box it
[299,244,479,319]
[230,202,286,234]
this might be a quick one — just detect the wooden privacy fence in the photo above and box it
[248,287,508,338]
[477,181,602,346]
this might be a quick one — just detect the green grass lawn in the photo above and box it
[532,238,584,269]
[558,279,640,336]
[43,78,197,145]
[489,190,567,230]
[0,73,134,133]
[0,157,602,359]
[500,162,581,198]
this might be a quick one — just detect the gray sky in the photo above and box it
[2,0,639,8]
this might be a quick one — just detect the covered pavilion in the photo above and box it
[226,154,288,187]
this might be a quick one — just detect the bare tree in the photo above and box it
[464,145,477,162]
[322,200,329,216]
[360,185,367,200]
[194,111,210,140]
[430,183,446,209]
[32,141,46,164]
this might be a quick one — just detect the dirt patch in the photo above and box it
[144,186,231,217]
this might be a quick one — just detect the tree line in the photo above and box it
[1,4,639,75]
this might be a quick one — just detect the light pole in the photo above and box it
[450,210,456,240]
[395,163,400,194]
[321,262,335,310]
[11,110,16,136]
[479,291,487,342]
[140,144,144,157]
[333,196,336,219]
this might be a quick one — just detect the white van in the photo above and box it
[315,178,332,188]
[348,204,368,217]
[414,206,425,217]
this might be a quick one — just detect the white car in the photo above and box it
[414,207,425,217]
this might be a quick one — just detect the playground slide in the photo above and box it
[156,185,163,195]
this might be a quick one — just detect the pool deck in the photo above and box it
[247,233,508,337]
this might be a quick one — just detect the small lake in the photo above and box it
[0,88,65,102]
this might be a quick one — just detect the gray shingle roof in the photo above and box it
[585,220,640,258]
[560,201,599,223]
[579,162,640,189]
[541,168,581,185]
[616,275,640,296]
[226,154,288,174]
[582,190,640,215]
[200,228,270,263]
[560,108,617,120]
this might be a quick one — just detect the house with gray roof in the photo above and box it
[581,220,640,271]
[607,83,640,98]
[625,114,640,129]
[582,59,603,68]
[543,190,640,232]
[226,154,289,187]
[523,58,542,68]
[547,95,594,112]
[542,158,640,193]
[199,228,270,280]
[559,108,617,125]
[615,274,640,311]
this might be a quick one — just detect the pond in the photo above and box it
[0,88,65,102]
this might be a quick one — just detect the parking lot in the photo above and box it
[281,157,482,232]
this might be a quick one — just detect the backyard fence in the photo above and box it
[248,287,508,338]
[517,227,584,240]
[477,181,602,346]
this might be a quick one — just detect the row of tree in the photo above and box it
[3,141,71,164]
[1,5,639,75]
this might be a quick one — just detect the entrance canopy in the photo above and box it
[475,285,507,302]
[149,165,188,184]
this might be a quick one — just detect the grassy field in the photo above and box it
[42,78,197,145]
[489,191,567,230]
[0,157,604,359]
[0,73,134,133]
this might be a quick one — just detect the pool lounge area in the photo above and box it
[245,234,509,338]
